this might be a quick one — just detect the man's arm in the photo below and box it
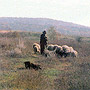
[45,36,48,47]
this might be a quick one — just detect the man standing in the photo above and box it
[40,31,47,54]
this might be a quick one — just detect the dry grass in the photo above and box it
[0,32,90,90]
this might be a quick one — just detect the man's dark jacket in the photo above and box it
[40,33,47,54]
[40,33,47,46]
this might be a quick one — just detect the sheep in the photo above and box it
[47,44,54,51]
[55,46,62,53]
[55,45,78,58]
[44,50,55,57]
[62,45,70,53]
[69,47,74,52]
[63,46,78,57]
[54,45,64,57]
[62,46,78,58]
[70,50,78,57]
[33,43,40,49]
[53,44,78,58]
[61,45,72,57]
[53,44,59,50]
[33,43,40,53]
[47,44,58,51]
[33,46,40,54]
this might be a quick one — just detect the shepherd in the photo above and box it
[40,30,47,55]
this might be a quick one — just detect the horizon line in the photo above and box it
[0,16,90,27]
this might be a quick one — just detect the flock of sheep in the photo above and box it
[33,43,78,58]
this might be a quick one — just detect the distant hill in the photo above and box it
[0,17,90,36]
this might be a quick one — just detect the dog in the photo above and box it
[24,61,31,69]
[30,63,41,70]
[24,61,41,70]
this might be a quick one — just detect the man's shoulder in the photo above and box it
[41,34,45,37]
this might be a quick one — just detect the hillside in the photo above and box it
[0,17,90,36]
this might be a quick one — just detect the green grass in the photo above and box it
[43,68,64,80]
[0,31,90,90]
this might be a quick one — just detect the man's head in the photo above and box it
[43,31,46,34]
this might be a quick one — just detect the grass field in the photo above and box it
[0,31,90,90]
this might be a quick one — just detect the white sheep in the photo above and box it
[69,47,74,52]
[54,45,63,57]
[47,44,58,51]
[62,46,78,57]
[54,44,78,58]
[33,46,40,53]
[66,47,78,57]
[33,43,40,53]
[53,44,59,50]
[55,46,62,52]
[70,50,78,57]
[62,45,70,53]
[47,44,54,51]
[62,45,75,57]
[33,43,40,49]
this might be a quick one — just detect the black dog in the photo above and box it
[30,63,41,70]
[24,61,41,70]
[24,61,31,69]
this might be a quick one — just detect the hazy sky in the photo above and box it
[0,0,90,26]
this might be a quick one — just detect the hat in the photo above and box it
[43,31,46,34]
